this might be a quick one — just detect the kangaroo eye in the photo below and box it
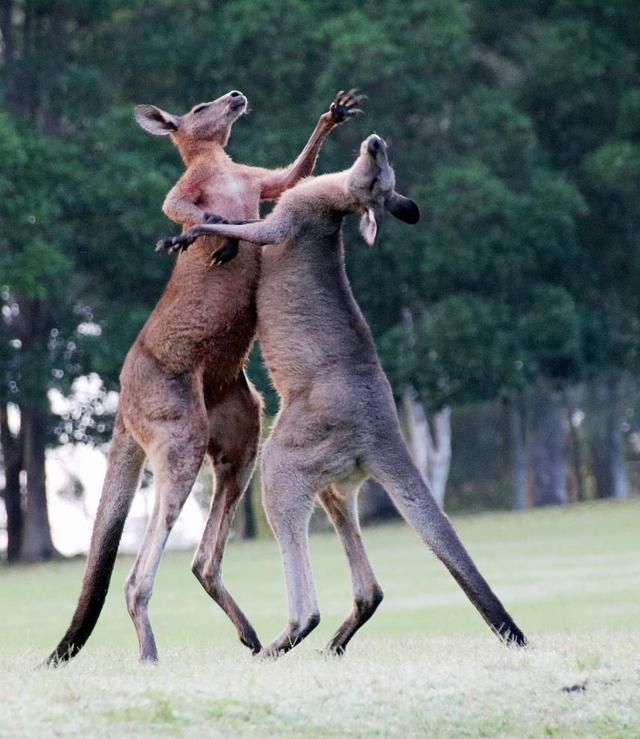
[192,103,210,114]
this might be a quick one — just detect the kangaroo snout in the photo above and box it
[228,90,247,110]
[367,135,385,155]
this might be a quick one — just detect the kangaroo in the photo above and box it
[159,134,527,657]
[46,89,364,666]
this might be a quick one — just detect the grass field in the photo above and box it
[2,498,639,737]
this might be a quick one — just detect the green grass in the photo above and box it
[2,498,639,737]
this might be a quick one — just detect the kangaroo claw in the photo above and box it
[156,234,195,254]
[155,236,176,252]
[203,212,229,225]
[330,88,367,124]
[209,239,240,269]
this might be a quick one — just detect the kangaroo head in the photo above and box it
[347,134,420,246]
[134,90,248,156]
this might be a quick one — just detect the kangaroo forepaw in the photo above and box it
[203,212,229,225]
[155,233,196,254]
[330,88,367,124]
[209,239,240,268]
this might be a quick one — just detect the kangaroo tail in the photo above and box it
[370,444,527,647]
[46,424,144,666]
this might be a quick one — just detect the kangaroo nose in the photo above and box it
[229,90,243,98]
[367,136,383,155]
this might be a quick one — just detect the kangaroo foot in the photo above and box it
[258,613,321,659]
[239,624,262,655]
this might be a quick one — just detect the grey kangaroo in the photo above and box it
[46,89,364,666]
[159,134,527,657]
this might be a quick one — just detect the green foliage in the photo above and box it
[419,161,526,296]
[451,87,541,180]
[520,19,634,167]
[0,106,173,426]
[1,0,638,433]
[383,294,511,408]
[519,285,582,378]
[0,116,76,298]
[583,141,640,198]
[617,88,640,138]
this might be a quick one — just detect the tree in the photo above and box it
[0,118,84,559]
[0,0,175,558]
[519,5,640,499]
[0,402,22,560]
[403,387,451,507]
[1,0,638,546]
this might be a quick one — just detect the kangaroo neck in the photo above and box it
[260,225,370,343]
[282,227,347,289]
[176,138,230,167]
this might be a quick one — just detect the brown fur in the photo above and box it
[167,134,527,657]
[46,89,362,666]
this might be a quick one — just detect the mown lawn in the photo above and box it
[1,498,639,737]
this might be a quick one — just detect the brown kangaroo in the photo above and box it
[46,89,364,666]
[160,134,527,657]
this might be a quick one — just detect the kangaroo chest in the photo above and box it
[199,173,261,221]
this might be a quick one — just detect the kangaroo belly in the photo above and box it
[138,239,260,378]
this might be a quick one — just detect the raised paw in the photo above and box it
[209,239,240,268]
[329,88,366,124]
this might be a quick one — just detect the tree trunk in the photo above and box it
[564,386,586,503]
[429,407,452,506]
[0,0,15,110]
[527,381,568,506]
[508,394,527,510]
[402,386,452,508]
[20,403,57,560]
[0,402,23,562]
[589,375,629,500]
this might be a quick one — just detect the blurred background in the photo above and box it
[1,0,639,563]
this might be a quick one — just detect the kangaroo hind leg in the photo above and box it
[125,419,208,663]
[319,482,383,655]
[192,375,262,654]
[260,443,320,658]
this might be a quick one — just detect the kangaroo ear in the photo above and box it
[134,104,181,135]
[359,206,381,246]
[386,191,420,224]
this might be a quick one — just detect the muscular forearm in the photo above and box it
[156,215,288,253]
[187,218,286,246]
[260,114,333,200]
[162,198,206,227]
[260,89,365,201]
